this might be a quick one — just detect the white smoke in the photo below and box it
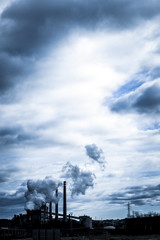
[62,162,95,197]
[85,144,106,169]
[24,176,62,210]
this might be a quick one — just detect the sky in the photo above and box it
[1,0,160,220]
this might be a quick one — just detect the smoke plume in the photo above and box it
[85,144,106,169]
[24,177,62,210]
[62,162,95,197]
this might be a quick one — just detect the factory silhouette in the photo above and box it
[1,181,160,239]
[24,181,92,227]
[0,181,93,239]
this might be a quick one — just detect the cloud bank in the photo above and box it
[107,184,160,207]
[1,0,160,95]
[110,82,160,115]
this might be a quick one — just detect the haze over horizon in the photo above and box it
[1,0,160,220]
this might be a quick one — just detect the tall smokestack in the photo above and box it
[55,188,58,221]
[49,201,52,220]
[63,181,67,222]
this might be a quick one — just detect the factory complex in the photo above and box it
[1,181,160,239]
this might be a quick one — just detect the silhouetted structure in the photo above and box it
[63,181,67,222]
[2,180,160,239]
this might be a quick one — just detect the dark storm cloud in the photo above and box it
[106,184,160,206]
[0,124,75,149]
[134,85,160,113]
[0,125,37,147]
[0,173,9,183]
[0,185,26,218]
[1,0,160,95]
[0,167,19,182]
[110,83,160,114]
[0,54,25,91]
[0,189,25,219]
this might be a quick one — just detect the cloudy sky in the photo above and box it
[1,0,160,220]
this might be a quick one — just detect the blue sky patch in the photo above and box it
[113,79,144,98]
[142,171,160,178]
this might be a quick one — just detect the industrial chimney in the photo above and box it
[55,188,58,221]
[49,201,52,220]
[63,181,67,222]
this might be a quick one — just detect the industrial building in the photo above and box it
[22,181,91,227]
[0,181,93,240]
[1,181,160,239]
